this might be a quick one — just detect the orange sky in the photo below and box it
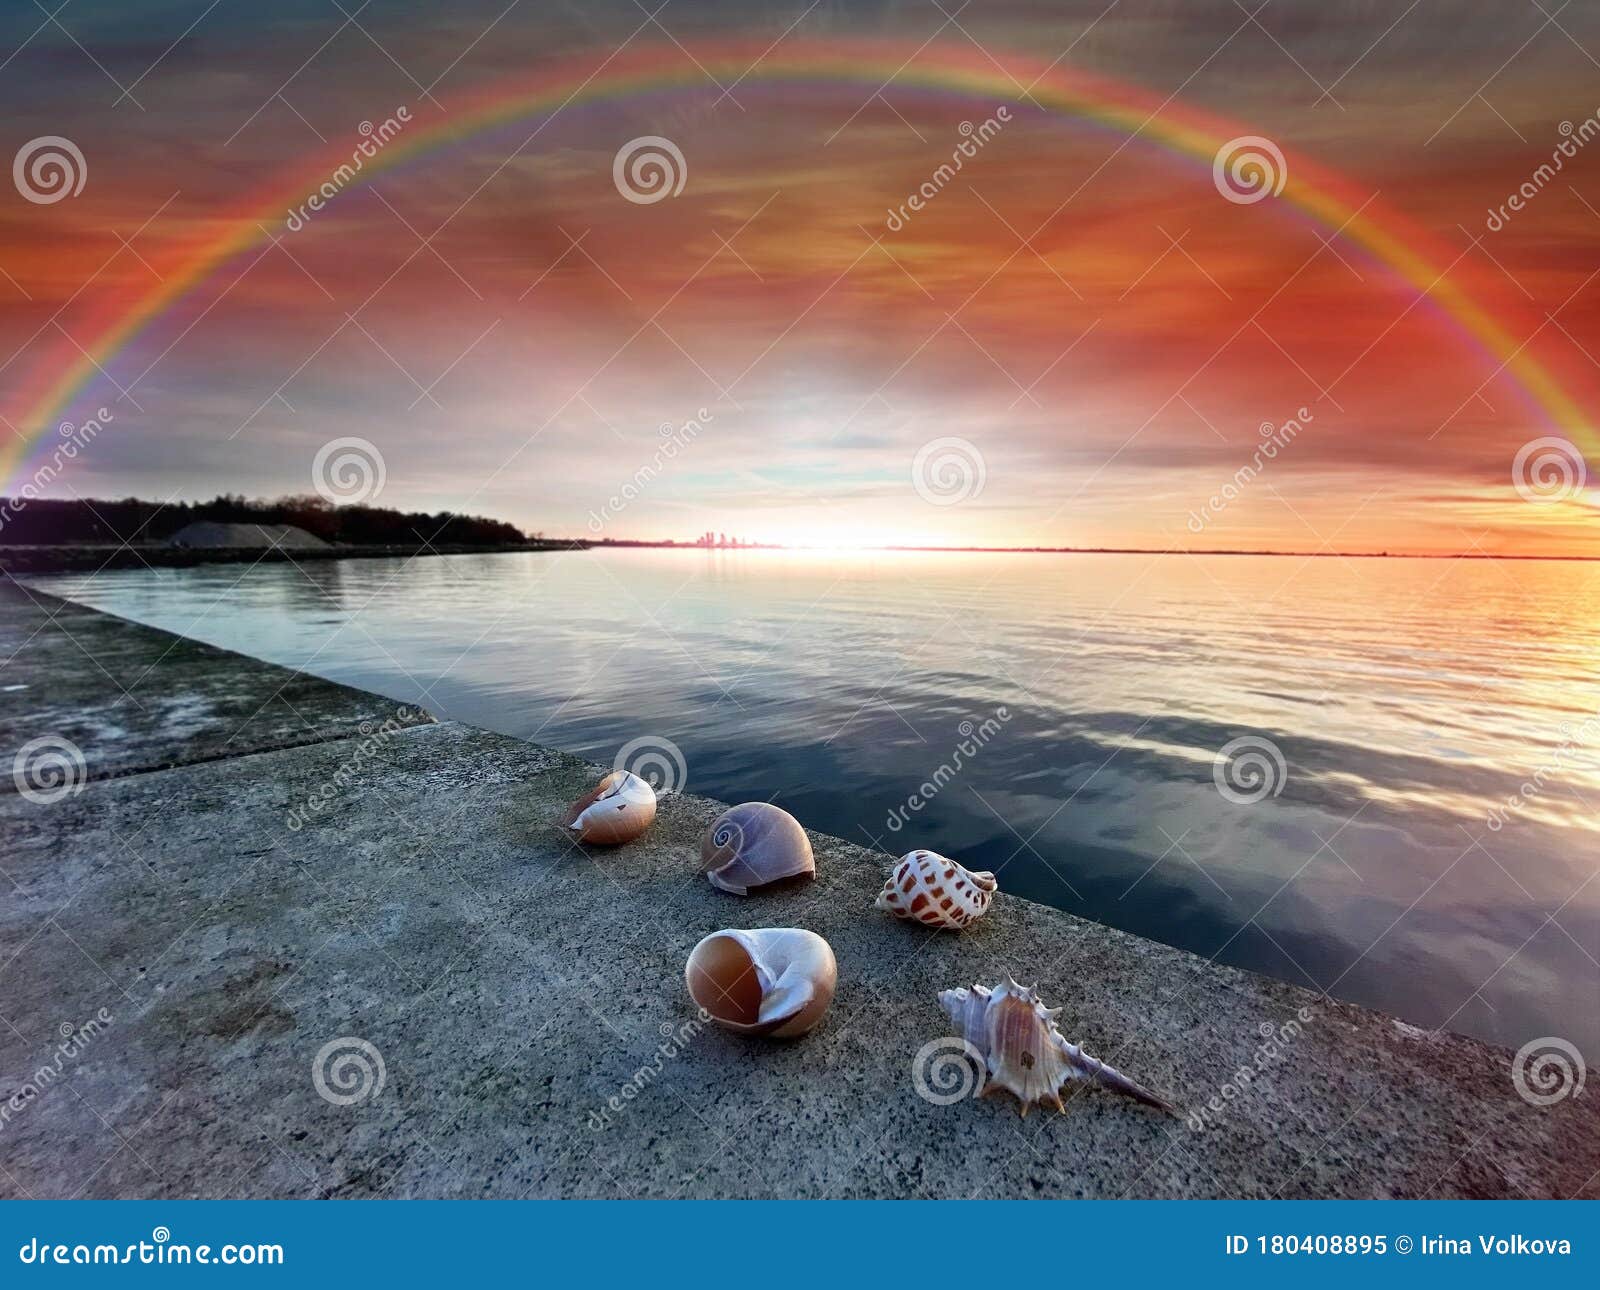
[1,1,1598,554]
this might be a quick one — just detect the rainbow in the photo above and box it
[3,37,1590,488]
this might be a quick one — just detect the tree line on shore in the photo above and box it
[0,494,530,547]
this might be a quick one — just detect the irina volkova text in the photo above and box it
[1226,1233,1573,1256]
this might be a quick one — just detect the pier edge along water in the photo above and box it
[1,578,1594,1199]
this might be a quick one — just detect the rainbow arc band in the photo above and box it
[2,37,1591,489]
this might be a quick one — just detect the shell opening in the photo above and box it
[685,934,765,1028]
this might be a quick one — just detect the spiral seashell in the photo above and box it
[563,770,656,845]
[700,802,814,895]
[875,849,996,930]
[938,976,1173,1117]
[684,928,836,1038]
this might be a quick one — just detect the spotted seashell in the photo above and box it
[563,770,656,845]
[939,976,1173,1117]
[700,802,815,895]
[685,927,836,1038]
[875,850,996,930]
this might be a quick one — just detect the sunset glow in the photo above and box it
[1,7,1597,555]
[4,2,1600,1210]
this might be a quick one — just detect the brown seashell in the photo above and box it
[684,928,836,1038]
[563,770,656,845]
[939,976,1173,1117]
[700,802,815,895]
[875,849,996,929]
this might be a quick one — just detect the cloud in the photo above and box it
[1,0,1596,554]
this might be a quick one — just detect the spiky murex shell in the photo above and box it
[937,976,1173,1117]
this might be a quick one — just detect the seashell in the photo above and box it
[875,849,996,929]
[700,802,815,895]
[939,976,1173,1117]
[685,928,837,1038]
[563,770,656,845]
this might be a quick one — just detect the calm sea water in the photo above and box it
[29,549,1600,1051]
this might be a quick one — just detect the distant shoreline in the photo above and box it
[587,540,1600,562]
[0,539,586,576]
[7,539,1598,575]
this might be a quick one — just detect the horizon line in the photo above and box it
[589,539,1600,562]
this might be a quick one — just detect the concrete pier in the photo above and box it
[1,579,1594,1198]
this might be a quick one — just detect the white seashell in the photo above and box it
[563,770,656,845]
[685,928,837,1038]
[700,802,815,895]
[938,976,1173,1117]
[875,849,996,929]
